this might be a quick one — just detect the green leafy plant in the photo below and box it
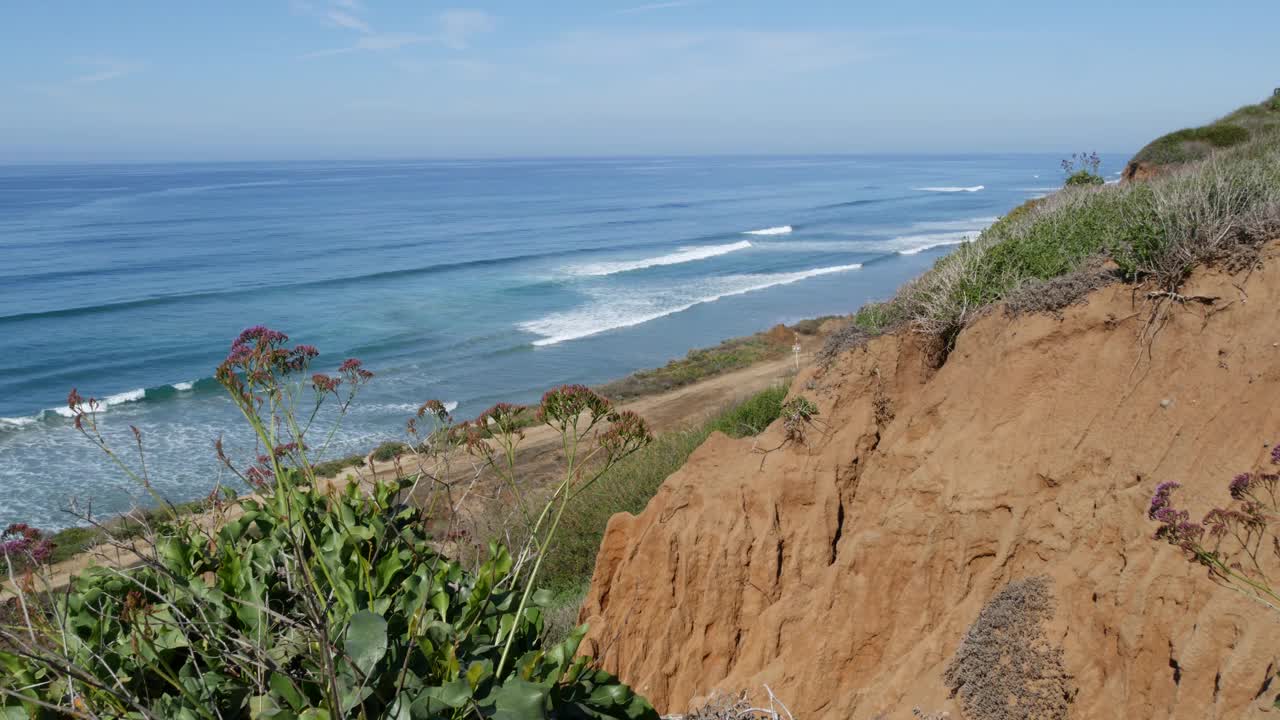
[0,327,656,720]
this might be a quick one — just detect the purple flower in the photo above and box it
[1230,472,1252,499]
[1148,481,1181,520]
[1271,444,1280,465]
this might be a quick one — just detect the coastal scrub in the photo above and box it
[0,328,659,720]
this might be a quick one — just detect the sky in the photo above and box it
[2,1,1278,162]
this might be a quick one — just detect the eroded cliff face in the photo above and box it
[580,246,1280,719]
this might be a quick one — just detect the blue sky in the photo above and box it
[2,1,1278,162]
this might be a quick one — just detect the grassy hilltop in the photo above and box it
[822,93,1280,362]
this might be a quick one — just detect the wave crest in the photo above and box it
[743,225,793,236]
[521,263,862,346]
[916,185,984,193]
[569,240,752,276]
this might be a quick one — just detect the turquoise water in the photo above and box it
[0,155,1119,528]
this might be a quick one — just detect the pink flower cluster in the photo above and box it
[1,523,54,567]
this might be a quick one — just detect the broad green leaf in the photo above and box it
[488,677,551,720]
[420,677,473,709]
[343,611,388,677]
[269,672,306,711]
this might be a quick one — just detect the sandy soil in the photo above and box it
[581,243,1280,719]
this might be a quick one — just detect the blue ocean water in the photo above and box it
[0,155,1119,528]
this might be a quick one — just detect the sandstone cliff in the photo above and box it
[580,245,1280,719]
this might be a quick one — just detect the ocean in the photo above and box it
[0,154,1120,528]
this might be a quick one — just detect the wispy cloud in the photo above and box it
[71,58,143,84]
[617,1,698,14]
[300,5,495,58]
[436,9,497,50]
[326,9,372,34]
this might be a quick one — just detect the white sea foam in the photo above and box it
[521,264,863,346]
[0,416,38,431]
[105,389,146,406]
[890,231,978,255]
[172,381,195,392]
[908,216,998,231]
[743,225,793,236]
[916,185,984,193]
[369,401,459,415]
[34,388,149,420]
[569,240,752,276]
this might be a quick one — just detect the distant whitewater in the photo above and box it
[570,240,752,276]
[521,263,863,346]
[743,225,793,235]
[916,185,985,193]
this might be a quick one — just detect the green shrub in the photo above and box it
[312,453,366,478]
[1064,170,1104,186]
[1,329,658,720]
[370,440,407,462]
[539,386,788,594]
[1060,151,1103,187]
[709,385,787,438]
[596,334,786,401]
[851,300,902,334]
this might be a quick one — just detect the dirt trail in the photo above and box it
[581,244,1280,719]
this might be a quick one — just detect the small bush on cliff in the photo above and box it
[943,576,1072,720]
[370,439,408,462]
[0,327,658,720]
[1062,151,1104,186]
[711,385,787,437]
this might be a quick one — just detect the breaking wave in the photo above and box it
[743,225,793,236]
[916,185,984,193]
[568,240,752,276]
[521,263,863,346]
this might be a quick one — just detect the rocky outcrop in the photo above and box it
[1122,159,1165,183]
[580,246,1280,719]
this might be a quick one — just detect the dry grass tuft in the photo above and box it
[674,687,795,720]
[1002,263,1118,317]
[943,576,1072,720]
[816,323,872,366]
